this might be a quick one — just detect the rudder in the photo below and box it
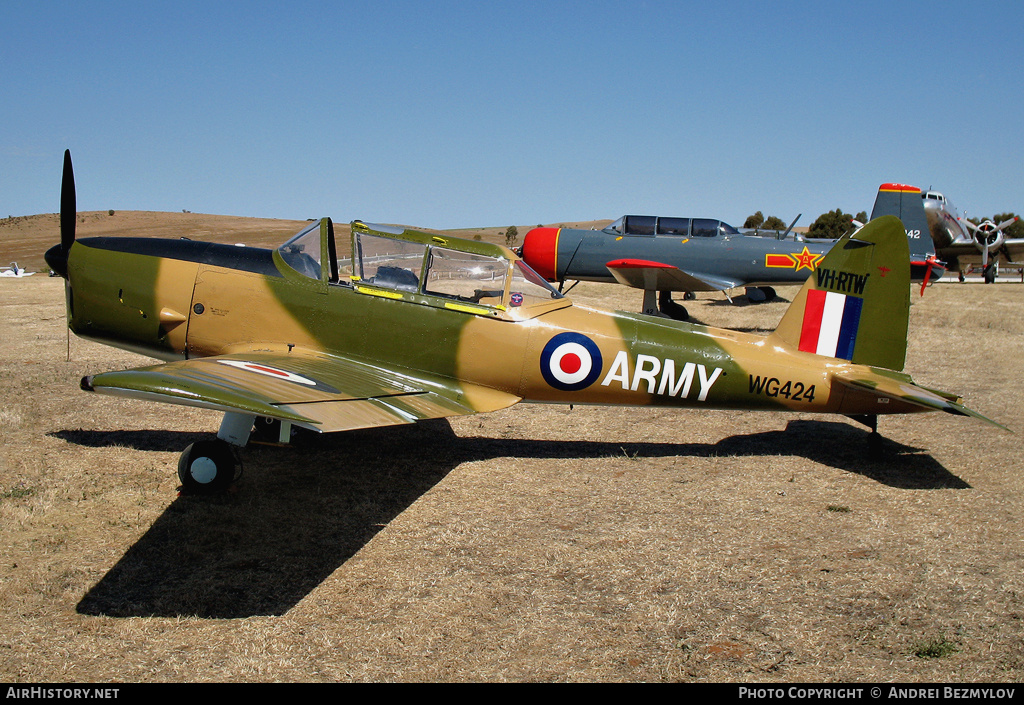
[870,182,934,261]
[770,216,910,371]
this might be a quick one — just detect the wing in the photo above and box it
[605,259,743,292]
[82,348,521,433]
[938,239,1024,265]
[1000,239,1024,263]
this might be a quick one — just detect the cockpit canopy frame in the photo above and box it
[604,215,740,239]
[277,218,565,319]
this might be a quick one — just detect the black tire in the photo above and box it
[984,264,996,284]
[658,291,689,321]
[758,286,777,302]
[177,440,236,494]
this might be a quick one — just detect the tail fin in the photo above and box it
[870,183,934,261]
[770,216,910,371]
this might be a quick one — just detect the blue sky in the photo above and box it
[3,0,1022,229]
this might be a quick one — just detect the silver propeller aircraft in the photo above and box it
[920,190,1022,283]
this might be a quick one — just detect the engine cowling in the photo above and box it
[972,221,1006,252]
[521,227,561,282]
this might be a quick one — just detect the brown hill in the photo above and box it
[1,211,311,272]
[0,211,613,272]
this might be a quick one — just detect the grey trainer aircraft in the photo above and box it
[521,186,943,320]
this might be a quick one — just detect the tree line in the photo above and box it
[745,210,868,239]
[747,209,1023,240]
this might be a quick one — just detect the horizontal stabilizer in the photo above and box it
[833,373,1009,431]
[605,259,742,292]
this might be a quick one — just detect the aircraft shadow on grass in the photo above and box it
[61,418,967,620]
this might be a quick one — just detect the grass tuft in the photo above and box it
[913,636,959,659]
[1,484,36,501]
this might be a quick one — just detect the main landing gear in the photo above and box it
[641,286,777,322]
[176,411,268,494]
[641,290,690,321]
[178,439,238,494]
[658,291,689,321]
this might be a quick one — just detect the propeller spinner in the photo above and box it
[962,216,1018,267]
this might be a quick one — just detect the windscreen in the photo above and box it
[278,221,323,279]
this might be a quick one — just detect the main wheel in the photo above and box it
[657,291,689,321]
[745,286,766,303]
[177,440,236,494]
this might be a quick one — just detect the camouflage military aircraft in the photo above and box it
[521,188,943,320]
[45,151,1001,494]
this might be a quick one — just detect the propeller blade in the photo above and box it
[60,149,76,252]
[997,216,1018,231]
[45,150,76,278]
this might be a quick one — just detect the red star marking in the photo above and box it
[791,246,822,272]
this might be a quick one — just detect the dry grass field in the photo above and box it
[0,214,1022,682]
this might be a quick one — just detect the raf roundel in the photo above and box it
[540,332,604,391]
[215,359,341,394]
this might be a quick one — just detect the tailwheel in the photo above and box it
[177,439,237,494]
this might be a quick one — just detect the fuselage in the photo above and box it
[922,191,968,251]
[523,217,828,289]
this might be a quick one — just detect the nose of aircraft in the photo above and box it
[45,243,69,278]
[522,227,560,281]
